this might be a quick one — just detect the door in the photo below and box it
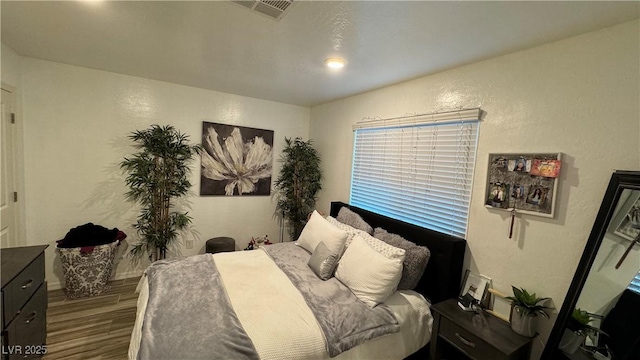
[1,86,17,248]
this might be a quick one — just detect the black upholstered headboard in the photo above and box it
[330,201,466,305]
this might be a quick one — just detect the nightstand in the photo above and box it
[430,299,532,360]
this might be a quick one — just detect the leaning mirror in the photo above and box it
[542,171,640,360]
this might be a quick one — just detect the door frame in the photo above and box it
[1,82,26,247]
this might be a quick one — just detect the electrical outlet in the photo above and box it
[186,240,194,249]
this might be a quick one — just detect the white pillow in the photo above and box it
[335,234,405,307]
[297,210,348,255]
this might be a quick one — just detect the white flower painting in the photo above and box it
[200,122,274,196]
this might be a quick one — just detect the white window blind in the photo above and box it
[629,271,640,294]
[350,109,481,238]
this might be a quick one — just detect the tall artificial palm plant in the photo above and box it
[274,137,322,240]
[120,124,201,262]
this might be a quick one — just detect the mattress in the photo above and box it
[128,248,433,360]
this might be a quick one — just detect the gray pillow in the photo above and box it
[373,227,431,290]
[308,241,340,280]
[336,207,373,235]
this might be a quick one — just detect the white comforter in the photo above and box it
[129,249,432,360]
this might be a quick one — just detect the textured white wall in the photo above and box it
[17,57,309,289]
[1,44,22,87]
[310,20,640,358]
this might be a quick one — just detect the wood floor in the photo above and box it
[43,277,141,360]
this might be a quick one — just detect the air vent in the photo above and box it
[232,0,296,21]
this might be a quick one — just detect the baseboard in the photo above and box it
[47,269,144,291]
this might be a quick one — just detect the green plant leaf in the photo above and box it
[507,285,552,318]
[571,308,592,326]
[121,124,200,261]
[274,137,323,240]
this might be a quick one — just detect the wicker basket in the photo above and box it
[57,241,119,298]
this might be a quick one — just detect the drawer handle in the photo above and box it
[21,279,34,289]
[455,332,476,348]
[25,311,37,324]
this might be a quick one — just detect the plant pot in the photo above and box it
[510,309,537,337]
[558,328,585,355]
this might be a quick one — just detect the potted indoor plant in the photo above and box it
[274,137,322,240]
[559,308,607,355]
[120,124,201,263]
[506,286,551,337]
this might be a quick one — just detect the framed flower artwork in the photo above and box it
[200,122,274,196]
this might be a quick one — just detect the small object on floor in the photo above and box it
[246,235,271,250]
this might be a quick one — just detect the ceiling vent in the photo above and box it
[232,0,296,21]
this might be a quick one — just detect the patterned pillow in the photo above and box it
[325,216,369,248]
[373,228,431,290]
[308,241,341,280]
[358,231,406,261]
[336,207,374,235]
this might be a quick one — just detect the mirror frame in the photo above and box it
[542,170,640,359]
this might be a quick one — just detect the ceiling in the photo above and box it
[2,1,639,108]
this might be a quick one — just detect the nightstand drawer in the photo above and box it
[440,317,503,359]
[431,300,531,360]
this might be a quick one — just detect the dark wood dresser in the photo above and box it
[1,245,48,360]
[430,298,532,360]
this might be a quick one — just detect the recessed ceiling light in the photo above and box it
[325,58,346,69]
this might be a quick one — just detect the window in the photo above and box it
[629,271,640,295]
[349,109,481,238]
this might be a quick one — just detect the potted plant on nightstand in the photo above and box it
[506,286,551,337]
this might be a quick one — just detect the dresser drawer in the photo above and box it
[6,254,44,326]
[439,316,503,360]
[5,282,47,360]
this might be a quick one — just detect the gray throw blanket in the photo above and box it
[264,243,399,357]
[137,254,259,360]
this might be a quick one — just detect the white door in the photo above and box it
[1,87,17,248]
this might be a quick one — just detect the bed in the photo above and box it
[128,201,466,360]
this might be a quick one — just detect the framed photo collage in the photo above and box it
[485,153,562,218]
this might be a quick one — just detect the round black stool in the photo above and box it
[205,237,236,254]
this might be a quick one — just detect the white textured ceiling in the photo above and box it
[2,1,639,107]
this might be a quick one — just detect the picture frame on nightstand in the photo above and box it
[460,270,491,303]
[487,288,513,323]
